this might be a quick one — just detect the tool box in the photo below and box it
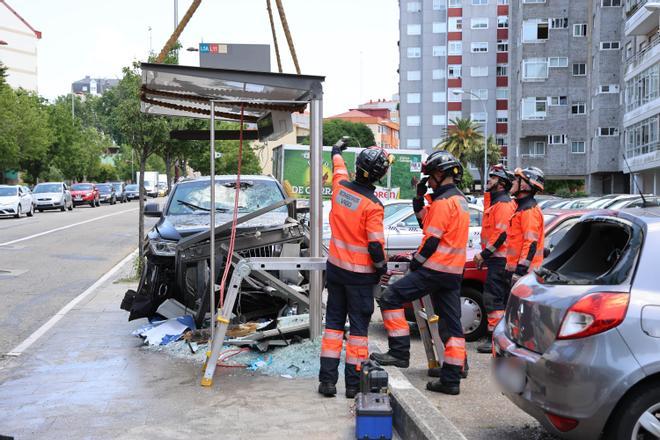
[355,392,393,440]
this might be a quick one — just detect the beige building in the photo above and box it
[0,0,41,92]
[258,112,310,175]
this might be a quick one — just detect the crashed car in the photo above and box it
[121,175,311,328]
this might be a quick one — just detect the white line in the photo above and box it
[5,249,138,357]
[0,208,137,247]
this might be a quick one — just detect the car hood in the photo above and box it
[0,196,18,204]
[34,192,63,199]
[156,211,289,240]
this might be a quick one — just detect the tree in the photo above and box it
[301,119,376,148]
[0,61,8,89]
[0,87,19,181]
[464,135,502,183]
[437,118,483,163]
[15,91,53,183]
[187,122,262,175]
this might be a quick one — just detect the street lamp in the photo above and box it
[186,46,199,52]
[452,89,488,193]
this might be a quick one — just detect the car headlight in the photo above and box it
[149,238,178,256]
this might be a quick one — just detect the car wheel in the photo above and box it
[461,286,487,342]
[14,204,21,218]
[604,384,660,440]
[38,209,43,213]
[27,204,34,217]
[60,203,66,212]
[90,201,95,208]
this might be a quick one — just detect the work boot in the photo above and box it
[477,340,493,354]
[370,352,409,368]
[426,380,460,395]
[318,382,337,397]
[345,387,359,399]
[428,362,469,379]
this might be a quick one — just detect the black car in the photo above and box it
[110,182,128,203]
[96,184,117,205]
[125,184,146,201]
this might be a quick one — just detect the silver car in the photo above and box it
[33,182,73,212]
[494,208,660,439]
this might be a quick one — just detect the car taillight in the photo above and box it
[545,412,578,432]
[557,292,629,340]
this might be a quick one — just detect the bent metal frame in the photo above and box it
[139,63,326,387]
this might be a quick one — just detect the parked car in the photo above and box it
[552,197,598,210]
[33,182,73,212]
[110,182,128,203]
[585,194,653,210]
[125,184,144,201]
[157,182,168,197]
[493,207,660,439]
[96,184,117,204]
[144,180,158,198]
[0,184,35,218]
[608,196,660,210]
[71,183,100,207]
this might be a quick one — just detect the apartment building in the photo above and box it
[622,0,660,194]
[0,0,41,92]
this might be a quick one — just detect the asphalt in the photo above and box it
[0,199,158,355]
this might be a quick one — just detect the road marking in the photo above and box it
[5,249,138,357]
[0,208,137,247]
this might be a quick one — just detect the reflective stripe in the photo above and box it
[507,248,518,256]
[505,264,516,272]
[493,250,506,258]
[495,223,508,230]
[321,329,344,359]
[373,260,387,269]
[486,245,497,253]
[487,310,505,332]
[327,254,376,273]
[524,231,539,240]
[446,337,466,349]
[336,169,349,176]
[348,335,369,347]
[414,253,427,264]
[383,309,410,337]
[368,231,385,241]
[331,237,369,254]
[436,245,466,256]
[422,260,464,274]
[426,226,444,238]
[444,337,466,367]
[519,259,530,267]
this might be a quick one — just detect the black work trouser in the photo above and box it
[319,281,375,388]
[379,268,464,385]
[483,257,513,332]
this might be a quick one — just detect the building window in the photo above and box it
[572,63,586,76]
[600,41,620,50]
[573,24,587,37]
[571,141,586,153]
[407,70,421,81]
[549,96,567,106]
[448,65,462,78]
[601,0,621,6]
[433,45,447,56]
[523,58,549,80]
[496,64,508,76]
[624,115,659,158]
[432,69,446,79]
[497,110,508,123]
[497,16,509,28]
[407,138,421,148]
[407,1,422,11]
[432,115,446,125]
[448,111,463,121]
[522,141,546,157]
[471,112,488,123]
[407,116,421,126]
[599,84,620,94]
[548,57,568,68]
[471,89,489,100]
[448,41,463,55]
[496,88,509,99]
[523,0,545,3]
[496,136,507,146]
[625,64,660,113]
[549,18,568,29]
[407,93,421,104]
[471,18,489,29]
[433,22,447,33]
[448,89,463,102]
[472,0,488,4]
[433,0,447,9]
[497,40,508,52]
[448,0,461,6]
[407,24,422,35]
[548,134,567,144]
[471,42,489,53]
[471,66,488,77]
[407,47,421,58]
[432,91,447,102]
[571,102,586,114]
[522,19,549,42]
[497,0,509,3]
[521,97,548,120]
[449,17,462,32]
[597,127,619,136]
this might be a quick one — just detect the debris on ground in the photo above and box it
[133,316,196,346]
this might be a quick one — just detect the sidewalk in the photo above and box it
[0,257,363,440]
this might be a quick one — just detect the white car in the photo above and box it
[33,182,74,212]
[0,184,35,218]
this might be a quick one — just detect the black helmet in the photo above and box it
[514,167,545,192]
[355,147,392,184]
[488,164,514,191]
[422,150,463,183]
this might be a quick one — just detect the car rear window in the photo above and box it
[72,184,93,191]
[97,185,112,191]
[0,187,17,196]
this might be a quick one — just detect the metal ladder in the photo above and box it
[386,261,445,369]
[201,257,327,387]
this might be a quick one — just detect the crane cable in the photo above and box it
[266,0,283,73]
[274,0,301,74]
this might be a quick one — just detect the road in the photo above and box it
[0,200,158,354]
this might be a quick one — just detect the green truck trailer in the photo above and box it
[272,144,426,201]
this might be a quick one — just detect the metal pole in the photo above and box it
[210,101,216,341]
[71,92,74,120]
[481,97,488,192]
[309,98,323,340]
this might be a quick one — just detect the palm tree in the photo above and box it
[436,118,484,165]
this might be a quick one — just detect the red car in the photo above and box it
[70,183,100,208]
[396,209,597,341]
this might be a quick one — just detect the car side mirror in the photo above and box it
[144,203,162,217]
[395,222,406,231]
[544,247,551,258]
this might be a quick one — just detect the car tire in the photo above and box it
[27,204,34,217]
[461,286,487,342]
[90,201,95,208]
[604,384,660,440]
[14,204,21,218]
[38,209,43,213]
[60,203,66,212]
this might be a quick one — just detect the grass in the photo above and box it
[114,253,143,284]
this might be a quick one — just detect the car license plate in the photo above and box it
[495,356,527,394]
[74,196,82,201]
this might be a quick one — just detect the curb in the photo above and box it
[374,342,467,440]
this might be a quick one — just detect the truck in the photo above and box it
[136,171,159,198]
[272,144,426,201]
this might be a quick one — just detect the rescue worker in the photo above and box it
[318,138,392,399]
[371,150,469,396]
[474,165,516,354]
[506,167,545,285]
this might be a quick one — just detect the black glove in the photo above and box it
[376,265,387,277]
[416,177,429,198]
[412,197,424,213]
[515,264,528,277]
[409,257,422,272]
[331,137,350,156]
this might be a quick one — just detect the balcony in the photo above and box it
[625,35,660,76]
[625,0,659,36]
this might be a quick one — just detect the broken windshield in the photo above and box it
[167,179,287,216]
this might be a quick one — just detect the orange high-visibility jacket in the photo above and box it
[327,155,386,277]
[480,191,516,259]
[506,195,544,274]
[413,185,469,275]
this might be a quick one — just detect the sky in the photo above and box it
[10,0,400,116]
